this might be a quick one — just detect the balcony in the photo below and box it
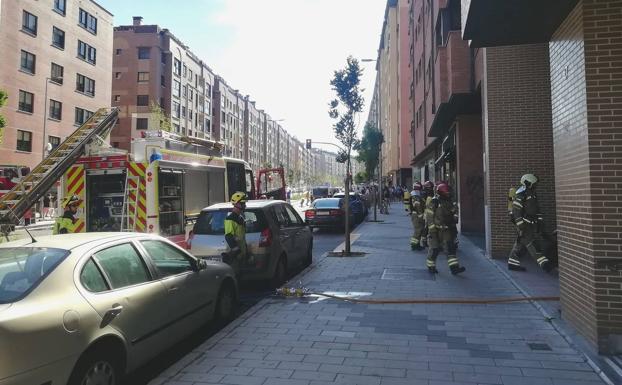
[461,0,579,47]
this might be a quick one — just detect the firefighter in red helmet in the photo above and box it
[425,182,465,275]
[409,182,425,250]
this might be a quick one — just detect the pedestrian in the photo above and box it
[53,194,82,234]
[507,174,552,272]
[223,191,249,277]
[286,189,291,203]
[43,194,51,218]
[410,182,425,250]
[419,181,434,247]
[425,182,465,275]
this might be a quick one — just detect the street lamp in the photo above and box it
[42,76,62,160]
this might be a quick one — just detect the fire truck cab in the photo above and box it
[62,131,255,246]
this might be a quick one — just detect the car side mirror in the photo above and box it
[194,258,208,271]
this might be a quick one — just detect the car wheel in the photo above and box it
[270,255,287,288]
[68,347,122,385]
[303,243,313,267]
[215,281,236,323]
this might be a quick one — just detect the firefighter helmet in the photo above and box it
[423,181,434,190]
[230,191,248,204]
[520,174,538,188]
[63,194,82,208]
[412,182,422,191]
[436,182,451,198]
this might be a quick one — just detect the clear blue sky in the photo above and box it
[97,0,385,147]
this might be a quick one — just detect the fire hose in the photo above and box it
[275,287,559,305]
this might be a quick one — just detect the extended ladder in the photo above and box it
[0,108,119,233]
[120,174,140,231]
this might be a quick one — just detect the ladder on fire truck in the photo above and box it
[120,174,140,231]
[0,108,119,234]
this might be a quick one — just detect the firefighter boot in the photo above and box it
[427,250,439,274]
[538,256,553,273]
[448,257,466,275]
[508,256,526,271]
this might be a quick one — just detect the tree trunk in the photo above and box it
[344,155,351,254]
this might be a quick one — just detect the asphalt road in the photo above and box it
[122,225,350,385]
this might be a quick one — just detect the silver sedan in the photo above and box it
[0,232,237,385]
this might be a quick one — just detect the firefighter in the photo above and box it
[223,191,249,277]
[53,195,82,235]
[419,181,434,247]
[410,182,425,250]
[508,174,552,272]
[425,182,466,275]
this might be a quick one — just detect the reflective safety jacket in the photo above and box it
[53,211,78,235]
[224,211,247,256]
[511,187,543,230]
[426,196,457,233]
[411,193,425,219]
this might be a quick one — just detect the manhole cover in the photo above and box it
[381,268,434,281]
[527,343,552,351]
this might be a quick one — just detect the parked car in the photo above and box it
[332,192,368,222]
[189,200,313,287]
[0,232,237,385]
[305,198,356,231]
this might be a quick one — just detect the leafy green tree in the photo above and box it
[150,101,172,132]
[328,56,364,254]
[0,90,8,144]
[354,171,368,184]
[356,122,384,182]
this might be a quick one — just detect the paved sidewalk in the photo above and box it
[151,210,609,385]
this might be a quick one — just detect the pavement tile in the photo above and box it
[262,378,310,385]
[265,353,305,362]
[219,374,266,385]
[319,363,363,374]
[520,368,602,381]
[328,348,368,358]
[493,359,542,368]
[334,373,382,385]
[407,369,454,381]
[452,372,502,384]
[361,366,406,378]
[249,367,293,379]
[237,359,280,369]
[277,361,321,371]
[207,366,252,376]
[292,369,338,381]
[501,376,552,385]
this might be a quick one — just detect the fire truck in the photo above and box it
[61,130,256,246]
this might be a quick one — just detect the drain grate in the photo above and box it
[527,342,552,351]
[381,268,434,281]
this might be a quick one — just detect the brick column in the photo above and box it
[482,44,557,258]
[551,0,622,354]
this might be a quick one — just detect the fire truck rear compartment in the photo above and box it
[86,170,126,232]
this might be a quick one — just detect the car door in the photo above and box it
[78,242,170,362]
[282,204,310,265]
[272,204,297,263]
[137,239,216,330]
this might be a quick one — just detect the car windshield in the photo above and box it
[314,199,342,209]
[0,247,69,304]
[312,188,328,197]
[194,209,266,235]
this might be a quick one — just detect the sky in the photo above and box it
[97,0,385,151]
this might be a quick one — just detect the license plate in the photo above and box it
[204,256,222,262]
[317,212,329,216]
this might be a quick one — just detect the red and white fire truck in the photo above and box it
[60,131,256,247]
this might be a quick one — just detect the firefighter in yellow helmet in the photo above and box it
[508,174,552,272]
[223,191,248,276]
[53,195,82,235]
[410,182,425,250]
[425,182,465,275]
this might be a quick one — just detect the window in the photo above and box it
[77,40,96,64]
[136,95,149,106]
[160,75,165,87]
[114,95,120,102]
[115,48,122,55]
[137,72,149,82]
[52,27,65,49]
[173,79,181,97]
[138,47,150,59]
[20,50,36,74]
[18,90,34,113]
[54,0,66,15]
[182,85,187,98]
[172,101,180,118]
[78,8,97,34]
[115,72,121,79]
[51,63,63,84]
[136,118,148,130]
[181,106,186,118]
[93,244,150,289]
[75,107,94,125]
[49,135,61,149]
[16,130,32,152]
[76,74,95,96]
[283,205,304,225]
[183,64,187,77]
[188,69,193,80]
[22,11,37,35]
[80,259,108,292]
[49,99,62,120]
[161,52,167,64]
[173,58,181,76]
[140,240,193,277]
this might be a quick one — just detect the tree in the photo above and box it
[356,122,384,182]
[150,101,172,132]
[0,89,8,144]
[328,56,364,254]
[354,171,368,184]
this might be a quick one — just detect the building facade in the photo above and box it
[0,0,113,167]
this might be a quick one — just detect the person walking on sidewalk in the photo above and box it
[223,191,249,277]
[507,174,552,272]
[410,182,425,250]
[425,182,466,275]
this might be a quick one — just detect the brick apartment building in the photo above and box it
[463,0,622,354]
[0,0,113,168]
[111,17,215,151]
